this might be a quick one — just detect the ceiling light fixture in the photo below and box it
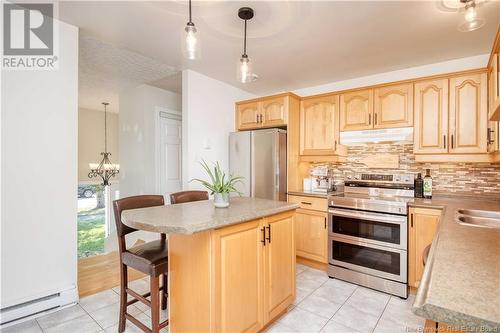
[88,102,119,186]
[237,7,258,83]
[183,0,200,60]
[458,0,486,32]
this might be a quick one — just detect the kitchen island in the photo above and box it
[122,197,299,333]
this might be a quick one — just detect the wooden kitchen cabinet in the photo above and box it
[408,207,441,289]
[236,100,262,130]
[414,72,491,162]
[169,210,296,333]
[374,83,413,129]
[294,209,328,263]
[261,96,287,128]
[263,212,295,322]
[299,94,343,156]
[449,73,488,154]
[235,93,299,131]
[212,211,295,332]
[340,89,374,131]
[413,79,449,154]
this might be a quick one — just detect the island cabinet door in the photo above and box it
[212,219,265,333]
[263,211,296,323]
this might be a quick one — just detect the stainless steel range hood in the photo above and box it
[339,127,413,145]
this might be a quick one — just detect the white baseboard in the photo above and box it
[0,286,78,326]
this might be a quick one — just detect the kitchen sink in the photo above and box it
[456,210,500,229]
[457,209,500,220]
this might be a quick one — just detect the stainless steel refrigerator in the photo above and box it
[229,129,287,201]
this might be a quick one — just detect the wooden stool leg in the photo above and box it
[150,275,160,333]
[161,273,167,310]
[118,263,128,333]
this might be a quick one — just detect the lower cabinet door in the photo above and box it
[295,209,328,263]
[263,212,296,323]
[408,208,441,288]
[212,219,264,333]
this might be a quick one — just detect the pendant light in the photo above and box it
[88,102,120,186]
[237,7,258,83]
[183,0,200,60]
[458,0,485,32]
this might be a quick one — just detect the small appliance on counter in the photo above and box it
[310,165,336,193]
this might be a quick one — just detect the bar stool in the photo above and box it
[170,190,209,204]
[113,195,169,333]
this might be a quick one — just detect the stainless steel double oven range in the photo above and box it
[327,173,414,298]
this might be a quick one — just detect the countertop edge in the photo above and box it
[122,202,300,235]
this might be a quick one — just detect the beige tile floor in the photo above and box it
[1,264,425,333]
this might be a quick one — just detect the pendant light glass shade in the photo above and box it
[182,0,200,60]
[458,1,485,31]
[237,7,257,83]
[183,23,200,60]
[237,55,258,83]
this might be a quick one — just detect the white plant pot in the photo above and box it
[213,192,230,208]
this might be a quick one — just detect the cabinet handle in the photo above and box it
[487,128,495,145]
[410,214,414,228]
[256,114,259,123]
[261,227,266,246]
[334,140,337,151]
[259,114,262,123]
[324,217,327,229]
[374,113,378,125]
[451,134,454,149]
[443,135,446,149]
[266,224,271,243]
[301,201,312,205]
[368,113,372,125]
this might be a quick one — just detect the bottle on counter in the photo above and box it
[423,169,433,199]
[414,173,424,198]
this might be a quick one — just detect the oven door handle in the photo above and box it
[328,208,406,225]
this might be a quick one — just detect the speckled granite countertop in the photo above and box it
[410,196,500,331]
[121,197,299,235]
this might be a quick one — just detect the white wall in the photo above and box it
[78,108,119,182]
[182,70,255,190]
[292,54,490,96]
[1,22,79,310]
[119,84,181,197]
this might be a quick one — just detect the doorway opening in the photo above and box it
[77,184,106,258]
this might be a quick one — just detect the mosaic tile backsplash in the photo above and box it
[330,143,500,197]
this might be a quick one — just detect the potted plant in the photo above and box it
[191,160,243,208]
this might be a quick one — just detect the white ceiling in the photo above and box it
[61,0,500,100]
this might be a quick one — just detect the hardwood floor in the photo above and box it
[78,251,145,298]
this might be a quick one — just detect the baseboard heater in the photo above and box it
[0,287,78,326]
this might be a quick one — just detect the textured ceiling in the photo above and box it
[79,34,179,113]
[63,1,500,98]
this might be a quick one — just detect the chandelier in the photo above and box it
[88,102,119,186]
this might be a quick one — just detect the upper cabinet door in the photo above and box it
[374,83,414,129]
[236,101,261,130]
[261,96,287,128]
[413,79,449,154]
[340,89,374,131]
[300,95,340,155]
[449,73,488,154]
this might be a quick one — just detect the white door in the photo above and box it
[159,113,182,202]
